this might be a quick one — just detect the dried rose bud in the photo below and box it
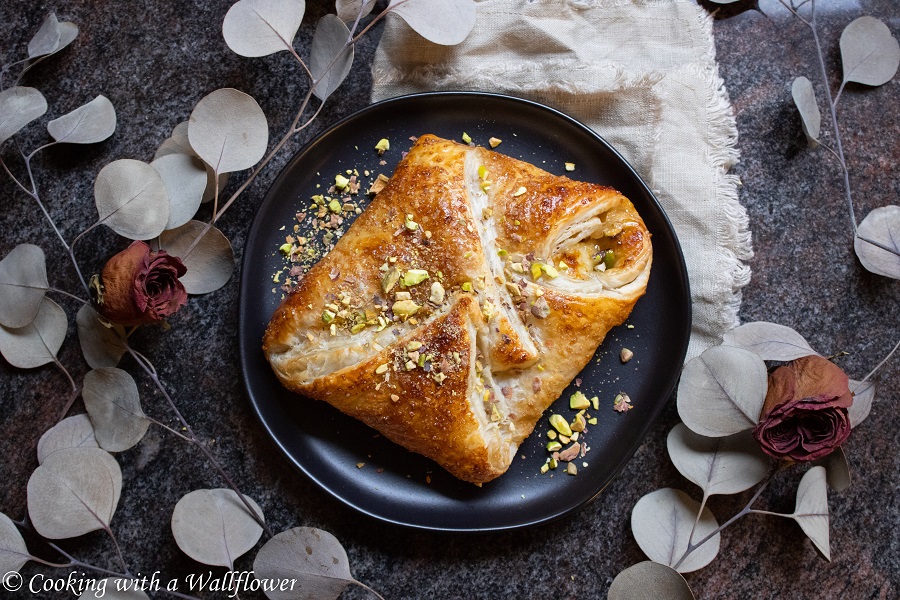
[752,355,853,462]
[93,241,188,326]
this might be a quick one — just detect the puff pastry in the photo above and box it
[263,134,652,483]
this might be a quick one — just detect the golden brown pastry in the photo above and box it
[263,134,652,483]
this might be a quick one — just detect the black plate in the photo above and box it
[239,92,690,532]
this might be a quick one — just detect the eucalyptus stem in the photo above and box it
[44,542,200,600]
[856,337,900,388]
[125,346,274,538]
[779,0,900,258]
[671,470,776,571]
[354,580,388,600]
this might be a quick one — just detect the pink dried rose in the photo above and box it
[752,355,853,462]
[93,241,188,326]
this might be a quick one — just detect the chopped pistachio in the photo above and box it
[322,310,336,324]
[328,199,342,213]
[489,137,502,148]
[548,457,559,470]
[546,430,558,440]
[530,262,543,280]
[329,323,337,336]
[620,348,634,363]
[405,360,416,370]
[482,207,493,219]
[478,165,488,179]
[531,296,550,319]
[588,417,598,425]
[591,396,599,410]
[461,282,473,292]
[424,230,432,239]
[374,138,390,154]
[604,250,617,269]
[433,372,447,384]
[279,243,293,255]
[392,299,420,318]
[571,413,587,433]
[541,263,560,279]
[540,463,550,474]
[570,391,591,410]
[570,431,580,441]
[402,269,430,286]
[497,249,508,258]
[367,173,390,195]
[491,405,502,422]
[564,162,575,172]
[334,174,350,190]
[381,267,400,294]
[407,341,423,351]
[481,180,491,192]
[558,261,569,271]
[390,393,400,402]
[394,291,411,301]
[558,434,570,445]
[462,132,472,145]
[429,281,445,304]
[566,462,578,475]
[549,414,573,437]
[417,353,427,367]
[513,186,527,197]
[404,216,419,231]
[614,392,634,412]
[408,351,420,362]
[511,262,525,274]
[546,441,563,452]
[350,323,366,334]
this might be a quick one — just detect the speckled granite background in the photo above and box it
[1,1,897,598]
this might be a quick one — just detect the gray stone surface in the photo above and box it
[1,1,897,598]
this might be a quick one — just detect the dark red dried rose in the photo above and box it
[93,241,188,326]
[753,355,853,462]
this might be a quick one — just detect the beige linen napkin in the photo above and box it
[370,0,751,360]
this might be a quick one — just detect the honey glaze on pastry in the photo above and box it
[263,134,652,484]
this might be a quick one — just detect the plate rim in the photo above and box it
[238,90,691,533]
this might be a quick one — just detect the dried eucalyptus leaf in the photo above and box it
[791,76,820,147]
[159,220,235,294]
[55,22,79,53]
[94,159,169,240]
[253,526,355,600]
[37,414,99,464]
[76,304,127,369]
[0,512,30,574]
[310,15,354,102]
[792,466,830,560]
[387,0,476,46]
[78,578,150,600]
[722,321,819,362]
[854,205,900,279]
[0,243,49,328]
[151,153,207,230]
[171,489,264,568]
[840,16,900,87]
[631,488,720,573]
[223,0,306,58]
[608,561,695,600]
[47,95,117,145]
[0,297,67,369]
[676,345,768,437]
[336,0,376,22]
[814,448,850,492]
[82,367,150,452]
[27,447,122,540]
[154,138,193,160]
[0,87,48,146]
[27,13,61,58]
[188,88,268,175]
[847,378,875,428]
[667,423,770,497]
